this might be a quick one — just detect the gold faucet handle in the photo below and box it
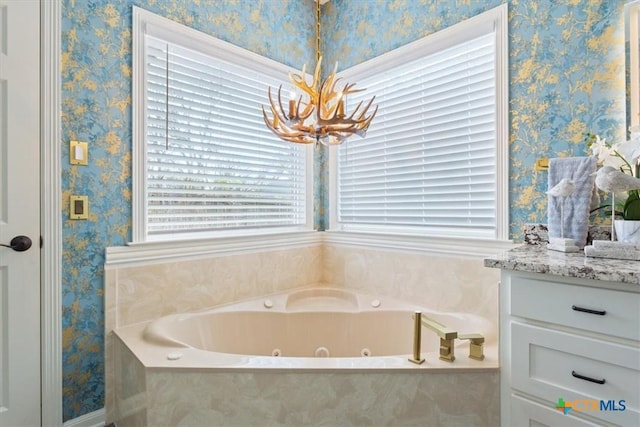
[458,333,485,361]
[420,316,458,340]
[458,333,484,342]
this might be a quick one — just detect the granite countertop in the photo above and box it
[484,245,640,286]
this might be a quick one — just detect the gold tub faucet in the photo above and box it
[409,311,458,364]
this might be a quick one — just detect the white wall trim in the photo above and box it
[41,0,63,425]
[494,3,509,241]
[628,1,640,129]
[62,409,105,427]
[105,227,516,268]
[322,231,517,259]
[105,231,322,268]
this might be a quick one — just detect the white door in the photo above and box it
[0,1,41,426]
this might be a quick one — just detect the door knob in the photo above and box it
[0,235,32,252]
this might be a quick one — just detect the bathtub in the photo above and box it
[110,287,499,426]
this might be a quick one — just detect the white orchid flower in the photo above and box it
[589,134,640,175]
[615,140,640,165]
[590,132,640,221]
[603,146,628,170]
[589,135,613,164]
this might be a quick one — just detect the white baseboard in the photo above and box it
[62,408,105,427]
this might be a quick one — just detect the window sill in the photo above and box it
[105,229,320,268]
[321,230,517,258]
[105,228,517,268]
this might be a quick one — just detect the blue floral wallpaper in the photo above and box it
[321,0,626,235]
[61,0,314,420]
[61,0,627,421]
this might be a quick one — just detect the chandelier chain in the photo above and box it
[315,0,321,65]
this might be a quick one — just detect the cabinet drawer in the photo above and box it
[510,276,640,341]
[509,394,606,427]
[511,322,640,426]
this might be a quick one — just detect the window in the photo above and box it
[330,5,508,241]
[133,8,312,242]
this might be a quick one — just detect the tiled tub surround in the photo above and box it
[105,243,323,424]
[112,334,499,426]
[105,244,323,331]
[323,243,501,325]
[110,288,499,426]
[106,240,502,426]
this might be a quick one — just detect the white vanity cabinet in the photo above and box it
[500,271,640,427]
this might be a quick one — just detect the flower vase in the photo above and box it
[614,220,640,244]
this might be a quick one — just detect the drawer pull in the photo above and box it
[571,305,606,316]
[572,370,606,385]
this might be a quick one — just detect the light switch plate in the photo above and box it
[70,141,88,165]
[70,195,89,220]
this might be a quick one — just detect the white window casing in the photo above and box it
[132,7,313,243]
[329,4,509,245]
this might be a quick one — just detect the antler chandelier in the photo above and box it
[262,1,377,145]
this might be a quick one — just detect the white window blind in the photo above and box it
[337,31,498,238]
[141,35,308,238]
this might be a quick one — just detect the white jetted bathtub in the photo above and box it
[139,287,494,363]
[110,287,499,426]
